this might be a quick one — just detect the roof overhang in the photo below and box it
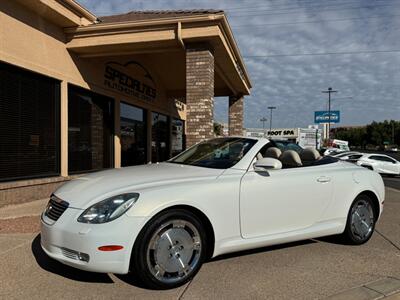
[64,13,252,96]
[14,0,98,27]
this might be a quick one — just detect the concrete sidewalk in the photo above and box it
[0,199,47,234]
[0,198,47,220]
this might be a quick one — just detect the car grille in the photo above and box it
[61,247,79,260]
[45,195,69,221]
[60,247,90,262]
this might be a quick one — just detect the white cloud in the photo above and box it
[79,0,400,128]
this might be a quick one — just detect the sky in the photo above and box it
[79,0,400,129]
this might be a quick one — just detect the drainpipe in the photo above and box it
[177,22,185,49]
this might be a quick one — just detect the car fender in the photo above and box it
[320,167,384,229]
[345,169,384,220]
[125,172,244,255]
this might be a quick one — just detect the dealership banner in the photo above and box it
[314,111,340,123]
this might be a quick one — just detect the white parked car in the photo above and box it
[356,154,400,176]
[41,137,385,289]
[331,151,363,161]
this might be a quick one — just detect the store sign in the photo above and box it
[267,128,298,138]
[314,111,340,123]
[104,61,156,102]
[246,131,264,138]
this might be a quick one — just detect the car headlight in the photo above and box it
[77,193,139,224]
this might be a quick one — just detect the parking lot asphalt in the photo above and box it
[0,188,399,300]
[383,176,400,191]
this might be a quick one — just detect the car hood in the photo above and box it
[55,163,224,209]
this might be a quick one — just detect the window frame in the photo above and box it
[120,101,147,167]
[67,84,115,175]
[0,62,61,182]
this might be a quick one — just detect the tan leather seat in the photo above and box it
[264,147,282,159]
[300,148,321,164]
[280,150,302,168]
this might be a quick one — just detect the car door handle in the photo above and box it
[317,176,331,183]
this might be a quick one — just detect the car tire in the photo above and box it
[341,194,376,245]
[130,209,207,289]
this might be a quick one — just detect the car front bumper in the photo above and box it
[40,208,146,274]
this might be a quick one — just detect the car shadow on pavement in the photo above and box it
[31,234,114,283]
[210,239,317,262]
[114,273,148,289]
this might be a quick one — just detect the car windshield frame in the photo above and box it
[168,137,258,169]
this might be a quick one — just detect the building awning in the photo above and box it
[64,10,252,97]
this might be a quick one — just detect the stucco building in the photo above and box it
[0,0,251,206]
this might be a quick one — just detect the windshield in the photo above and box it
[168,138,257,169]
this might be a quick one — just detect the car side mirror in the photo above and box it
[254,158,282,172]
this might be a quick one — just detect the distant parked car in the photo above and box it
[331,151,363,161]
[386,145,398,153]
[324,140,350,156]
[356,154,400,176]
[324,147,345,156]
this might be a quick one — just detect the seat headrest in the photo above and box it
[264,147,282,159]
[300,148,321,162]
[280,150,302,167]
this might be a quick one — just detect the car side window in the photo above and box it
[369,156,383,161]
[348,154,362,160]
[370,155,394,163]
[381,156,395,163]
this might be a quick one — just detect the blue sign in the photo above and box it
[314,111,340,123]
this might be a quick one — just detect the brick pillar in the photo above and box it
[229,95,244,136]
[186,44,214,147]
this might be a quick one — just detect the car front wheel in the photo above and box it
[130,209,207,289]
[342,195,376,245]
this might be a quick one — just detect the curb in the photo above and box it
[0,199,47,220]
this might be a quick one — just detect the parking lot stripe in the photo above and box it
[327,278,400,300]
[326,286,383,300]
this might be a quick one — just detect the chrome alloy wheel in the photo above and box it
[350,199,374,241]
[146,219,202,283]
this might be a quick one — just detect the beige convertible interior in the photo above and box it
[260,146,322,169]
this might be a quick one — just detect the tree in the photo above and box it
[334,120,400,148]
[213,122,223,136]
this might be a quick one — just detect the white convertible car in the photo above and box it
[41,137,385,289]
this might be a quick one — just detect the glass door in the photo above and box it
[120,102,147,166]
[171,118,185,157]
[151,112,169,162]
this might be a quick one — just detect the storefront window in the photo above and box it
[0,62,60,181]
[151,112,169,162]
[68,86,114,173]
[120,103,147,166]
[171,119,185,157]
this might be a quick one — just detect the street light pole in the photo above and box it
[322,87,337,144]
[260,117,268,137]
[267,106,276,137]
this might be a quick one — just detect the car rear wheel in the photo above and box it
[341,195,376,245]
[130,209,207,289]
